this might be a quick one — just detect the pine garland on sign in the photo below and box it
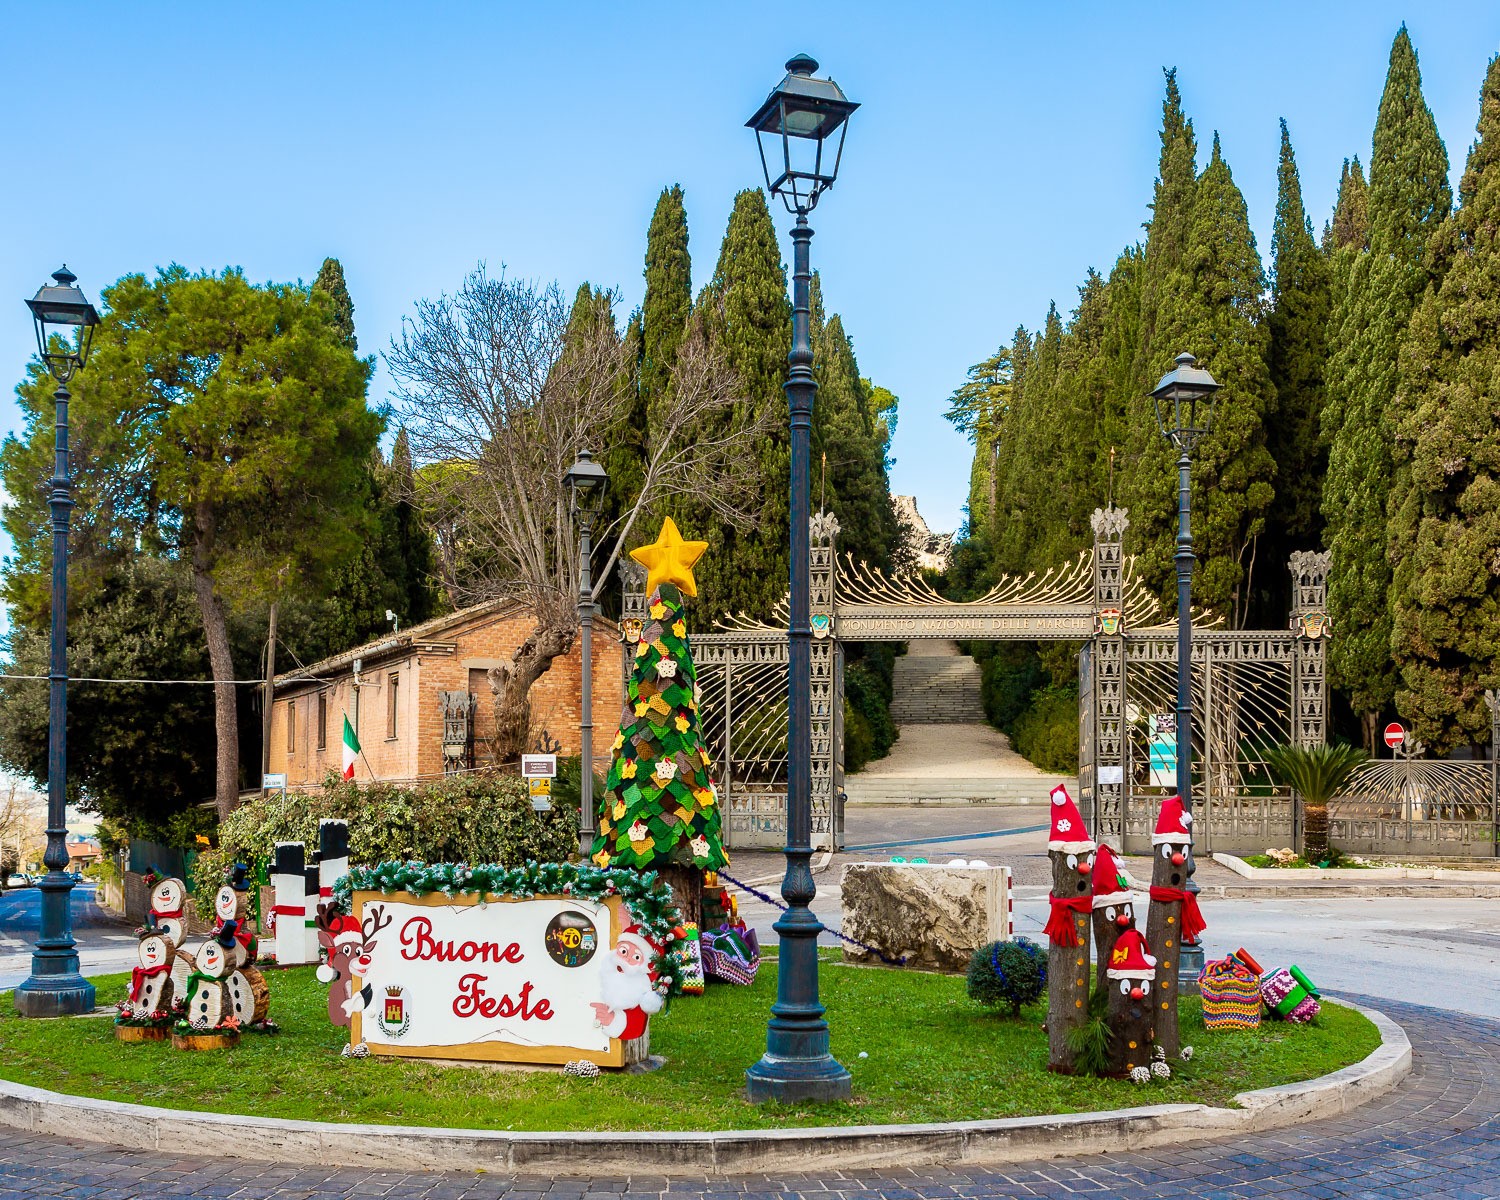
[330,860,688,995]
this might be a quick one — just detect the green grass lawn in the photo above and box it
[0,959,1379,1132]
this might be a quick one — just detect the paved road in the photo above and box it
[0,995,1494,1198]
[0,882,136,988]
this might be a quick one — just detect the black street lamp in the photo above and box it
[564,449,608,859]
[1150,350,1220,979]
[744,54,856,1104]
[15,267,100,1018]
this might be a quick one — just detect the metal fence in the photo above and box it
[1330,758,1498,857]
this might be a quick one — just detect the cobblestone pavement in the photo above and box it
[1,995,1495,1199]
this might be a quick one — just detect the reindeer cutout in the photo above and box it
[315,904,392,1027]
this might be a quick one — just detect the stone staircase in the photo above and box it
[889,653,986,724]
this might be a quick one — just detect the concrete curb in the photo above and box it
[1213,851,1500,883]
[0,999,1410,1175]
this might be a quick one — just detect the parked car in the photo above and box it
[4,873,36,889]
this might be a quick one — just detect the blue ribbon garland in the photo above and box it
[718,870,907,966]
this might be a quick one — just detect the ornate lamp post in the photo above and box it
[744,54,857,1104]
[1150,351,1220,978]
[564,448,608,857]
[15,267,100,1018]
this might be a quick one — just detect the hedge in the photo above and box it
[193,772,578,897]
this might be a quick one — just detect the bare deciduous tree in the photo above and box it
[387,266,770,762]
[0,781,45,884]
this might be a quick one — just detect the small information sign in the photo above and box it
[521,754,558,779]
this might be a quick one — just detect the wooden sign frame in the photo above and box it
[349,890,633,1067]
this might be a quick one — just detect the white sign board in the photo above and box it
[350,892,633,1066]
[262,772,287,790]
[521,754,558,778]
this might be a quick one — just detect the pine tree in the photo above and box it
[1323,157,1370,252]
[1261,120,1332,620]
[593,582,727,873]
[994,305,1062,574]
[947,345,1012,544]
[1129,134,1276,622]
[313,257,358,351]
[1387,55,1500,751]
[641,185,693,436]
[1324,26,1452,746]
[692,189,791,622]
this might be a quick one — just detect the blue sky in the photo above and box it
[3,1,1498,591]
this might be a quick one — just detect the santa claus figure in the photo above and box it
[590,925,665,1042]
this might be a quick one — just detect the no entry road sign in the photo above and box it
[1383,722,1405,750]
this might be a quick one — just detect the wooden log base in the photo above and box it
[171,1030,240,1051]
[114,1025,169,1043]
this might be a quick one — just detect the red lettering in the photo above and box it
[450,974,553,1022]
[399,916,523,966]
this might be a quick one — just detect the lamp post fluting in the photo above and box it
[15,267,100,1018]
[1150,351,1220,979]
[744,54,856,1104]
[564,449,608,857]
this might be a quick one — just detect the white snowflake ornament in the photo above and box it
[690,835,710,858]
[1056,818,1073,833]
[656,658,679,680]
[654,758,678,783]
[627,820,651,845]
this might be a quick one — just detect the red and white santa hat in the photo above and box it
[1090,843,1136,910]
[1105,927,1158,981]
[1048,784,1095,854]
[617,924,663,962]
[329,915,363,949]
[1152,794,1194,846]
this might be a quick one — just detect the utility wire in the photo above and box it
[0,672,323,686]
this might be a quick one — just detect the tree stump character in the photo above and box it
[182,926,236,1030]
[212,863,257,968]
[148,876,188,946]
[1043,784,1095,1074]
[1090,844,1138,993]
[1145,795,1205,1057]
[226,966,271,1026]
[129,930,176,1016]
[1104,926,1159,1078]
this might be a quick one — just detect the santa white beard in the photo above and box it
[597,957,663,1036]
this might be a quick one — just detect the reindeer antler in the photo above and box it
[361,904,394,945]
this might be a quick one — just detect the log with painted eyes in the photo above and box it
[1090,843,1137,994]
[148,876,188,946]
[225,966,271,1026]
[130,932,177,1015]
[182,938,232,1031]
[1145,795,1195,1058]
[1104,927,1159,1076]
[1044,785,1095,1075]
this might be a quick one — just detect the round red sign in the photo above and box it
[1383,722,1405,749]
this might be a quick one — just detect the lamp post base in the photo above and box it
[14,962,96,1018]
[746,1052,852,1104]
[1179,940,1206,981]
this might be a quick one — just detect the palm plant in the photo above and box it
[1263,743,1369,862]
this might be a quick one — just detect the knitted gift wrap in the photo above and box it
[1259,965,1321,1023]
[1198,955,1263,1030]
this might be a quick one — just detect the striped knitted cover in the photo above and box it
[1259,966,1321,1023]
[1199,957,1263,1030]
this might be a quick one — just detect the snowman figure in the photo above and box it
[183,925,237,1030]
[212,862,257,968]
[149,876,188,946]
[129,930,177,1017]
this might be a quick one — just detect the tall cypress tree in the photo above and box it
[1323,157,1371,253]
[1324,26,1451,747]
[693,189,791,622]
[313,257,357,350]
[641,185,692,434]
[1261,120,1332,621]
[1388,55,1500,751]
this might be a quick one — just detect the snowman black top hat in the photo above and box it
[215,920,240,948]
[226,862,251,892]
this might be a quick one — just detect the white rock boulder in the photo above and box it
[840,862,1012,973]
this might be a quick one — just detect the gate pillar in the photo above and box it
[1090,506,1129,842]
[1288,551,1331,749]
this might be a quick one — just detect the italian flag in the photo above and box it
[341,716,361,781]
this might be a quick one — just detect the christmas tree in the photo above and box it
[592,518,728,881]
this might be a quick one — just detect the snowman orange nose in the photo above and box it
[1116,913,1130,927]
[1077,861,1090,874]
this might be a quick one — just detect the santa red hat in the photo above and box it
[617,924,663,961]
[1090,844,1136,910]
[1047,784,1095,854]
[330,915,363,948]
[1105,927,1158,981]
[1152,794,1194,845]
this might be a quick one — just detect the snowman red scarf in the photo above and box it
[129,961,170,1001]
[1148,885,1207,940]
[1044,895,1092,947]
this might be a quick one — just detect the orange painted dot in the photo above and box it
[1167,915,1176,924]
[1129,1040,1137,1049]
[1076,957,1085,967]
[1166,939,1174,948]
[1126,1061,1135,1070]
[1077,978,1085,987]
[1162,1001,1169,1010]
[1076,998,1084,1008]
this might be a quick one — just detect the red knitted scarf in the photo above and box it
[1148,885,1206,940]
[1044,894,1092,947]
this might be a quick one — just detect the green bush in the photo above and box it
[845,649,898,770]
[194,772,577,897]
[966,936,1047,1017]
[843,700,875,774]
[976,643,1046,730]
[1011,683,1080,773]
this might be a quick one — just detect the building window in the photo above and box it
[387,672,400,740]
[286,701,296,756]
[317,693,328,750]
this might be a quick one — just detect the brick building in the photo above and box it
[266,600,624,786]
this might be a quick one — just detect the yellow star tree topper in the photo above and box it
[630,517,708,598]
